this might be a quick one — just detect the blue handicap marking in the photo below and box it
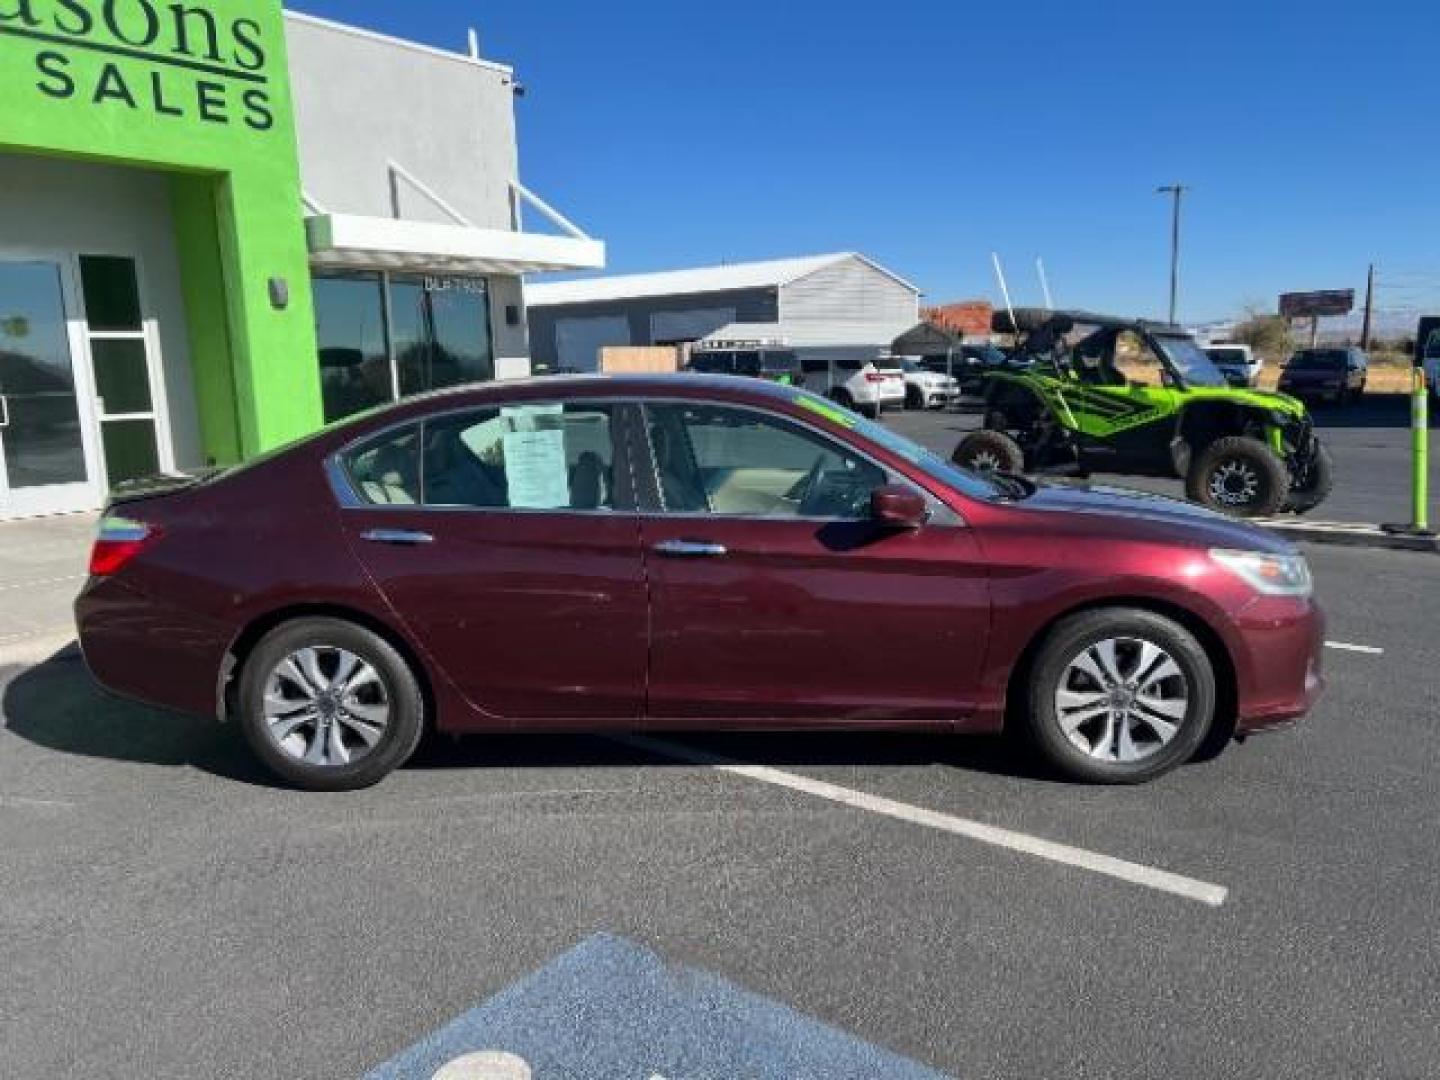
[365,933,954,1079]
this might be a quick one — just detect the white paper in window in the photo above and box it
[500,404,570,509]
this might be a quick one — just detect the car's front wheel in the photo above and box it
[237,617,426,791]
[1023,608,1216,783]
[952,429,1025,473]
[1185,436,1288,517]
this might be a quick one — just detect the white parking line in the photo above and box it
[615,734,1228,908]
[1325,641,1385,655]
[0,574,84,593]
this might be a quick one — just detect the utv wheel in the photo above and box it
[1283,440,1334,515]
[1024,608,1216,784]
[1186,436,1288,517]
[237,617,426,791]
[953,429,1025,474]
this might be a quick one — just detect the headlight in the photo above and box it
[1209,549,1313,597]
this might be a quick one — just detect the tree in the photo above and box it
[1229,304,1292,362]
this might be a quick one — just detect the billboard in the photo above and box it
[1279,290,1355,319]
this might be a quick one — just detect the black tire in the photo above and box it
[904,384,924,410]
[830,388,855,411]
[952,429,1025,473]
[237,617,426,791]
[1284,440,1334,515]
[1023,608,1216,784]
[1185,436,1288,517]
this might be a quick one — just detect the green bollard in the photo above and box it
[1385,368,1434,538]
[1414,368,1430,533]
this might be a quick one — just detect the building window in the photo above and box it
[313,273,391,424]
[313,272,495,423]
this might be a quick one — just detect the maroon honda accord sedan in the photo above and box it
[75,375,1323,790]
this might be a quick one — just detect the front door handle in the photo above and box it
[360,528,434,546]
[652,539,727,558]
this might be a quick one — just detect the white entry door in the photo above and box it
[0,256,105,520]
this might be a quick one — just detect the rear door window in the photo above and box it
[345,426,421,505]
[423,404,619,510]
[341,404,621,511]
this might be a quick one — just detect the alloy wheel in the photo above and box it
[1053,637,1190,763]
[1208,459,1259,507]
[968,450,1002,472]
[262,646,390,767]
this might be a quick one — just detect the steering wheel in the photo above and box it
[786,454,829,510]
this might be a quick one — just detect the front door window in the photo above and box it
[644,402,888,518]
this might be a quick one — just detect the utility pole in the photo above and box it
[1361,262,1375,350]
[1156,184,1189,325]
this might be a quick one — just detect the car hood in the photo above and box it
[1004,480,1294,553]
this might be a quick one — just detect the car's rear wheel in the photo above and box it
[830,388,855,411]
[1185,436,1288,517]
[952,429,1025,474]
[1024,608,1216,783]
[904,384,924,410]
[237,617,425,791]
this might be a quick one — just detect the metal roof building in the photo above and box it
[525,253,922,370]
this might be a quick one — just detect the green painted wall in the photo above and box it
[0,0,321,462]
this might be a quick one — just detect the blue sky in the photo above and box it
[297,1,1438,324]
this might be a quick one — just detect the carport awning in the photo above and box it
[305,214,607,275]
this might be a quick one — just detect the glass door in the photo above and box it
[78,256,166,487]
[0,257,103,519]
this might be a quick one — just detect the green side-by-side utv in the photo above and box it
[952,309,1333,517]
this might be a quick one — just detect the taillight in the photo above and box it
[864,372,886,383]
[89,515,162,576]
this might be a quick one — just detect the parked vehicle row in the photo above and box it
[76,375,1322,792]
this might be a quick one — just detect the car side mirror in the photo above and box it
[870,484,928,529]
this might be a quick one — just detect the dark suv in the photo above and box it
[1278,347,1368,405]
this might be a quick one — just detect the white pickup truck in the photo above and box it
[1419,317,1440,401]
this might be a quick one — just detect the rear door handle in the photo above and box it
[652,539,727,558]
[360,528,434,546]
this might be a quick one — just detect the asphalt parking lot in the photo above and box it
[1,540,1436,1078]
[887,392,1439,527]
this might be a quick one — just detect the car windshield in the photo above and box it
[1289,350,1347,369]
[1155,335,1228,387]
[788,389,1007,501]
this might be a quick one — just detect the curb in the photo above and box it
[1254,519,1440,554]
